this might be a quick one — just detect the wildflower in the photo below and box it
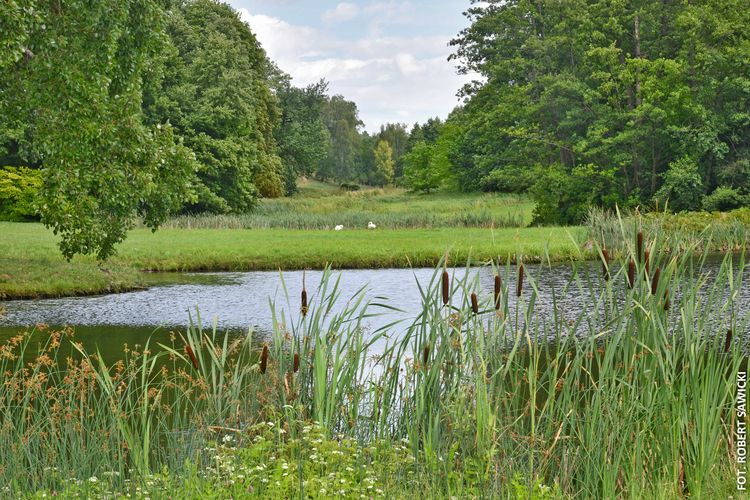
[89,476,98,483]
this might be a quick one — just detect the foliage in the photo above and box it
[531,163,622,225]
[1,0,197,259]
[654,156,704,212]
[146,0,283,212]
[448,0,750,221]
[372,140,395,186]
[702,186,747,212]
[271,76,331,195]
[318,95,363,182]
[0,166,41,221]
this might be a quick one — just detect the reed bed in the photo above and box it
[157,191,532,230]
[0,232,747,498]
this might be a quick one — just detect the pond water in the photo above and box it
[1,258,747,361]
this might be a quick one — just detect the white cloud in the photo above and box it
[238,8,474,132]
[321,2,359,24]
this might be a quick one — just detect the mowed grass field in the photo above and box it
[0,183,587,299]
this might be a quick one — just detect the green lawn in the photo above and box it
[0,222,586,299]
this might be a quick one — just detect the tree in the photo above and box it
[319,95,362,182]
[145,0,284,212]
[376,123,409,179]
[271,75,331,195]
[373,140,395,186]
[1,0,196,259]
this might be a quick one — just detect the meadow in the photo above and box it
[0,235,746,498]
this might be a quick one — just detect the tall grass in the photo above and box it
[0,230,746,497]
[158,191,532,230]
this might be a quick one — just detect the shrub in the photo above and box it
[339,182,360,191]
[0,166,42,221]
[653,156,703,212]
[702,186,746,212]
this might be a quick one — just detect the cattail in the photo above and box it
[664,289,670,311]
[293,352,300,373]
[184,344,199,370]
[494,274,502,309]
[422,343,430,367]
[637,231,643,263]
[650,267,660,295]
[259,344,269,374]
[516,263,524,297]
[471,292,479,314]
[644,250,650,279]
[441,270,450,306]
[301,272,308,317]
[627,259,635,289]
[602,247,610,281]
[724,329,733,353]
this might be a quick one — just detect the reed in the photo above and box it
[1,231,746,499]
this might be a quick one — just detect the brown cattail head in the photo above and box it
[441,271,450,306]
[516,263,525,297]
[293,352,300,373]
[422,343,430,367]
[494,274,502,309]
[184,344,199,370]
[627,259,635,289]
[259,344,269,374]
[651,267,661,295]
[471,292,479,315]
[301,271,308,317]
[637,231,643,263]
[664,289,670,311]
[602,247,610,281]
[724,329,733,353]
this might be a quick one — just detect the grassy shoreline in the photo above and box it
[0,223,587,299]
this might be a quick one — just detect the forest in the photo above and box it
[1,0,749,258]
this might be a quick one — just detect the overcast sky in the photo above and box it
[229,1,475,133]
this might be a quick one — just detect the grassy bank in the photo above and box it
[0,222,585,299]
[1,243,746,498]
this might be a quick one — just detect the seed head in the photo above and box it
[293,353,300,373]
[651,267,660,295]
[627,260,635,289]
[516,263,524,297]
[470,293,479,315]
[494,275,502,309]
[301,271,308,317]
[724,329,733,353]
[259,344,269,374]
[441,271,450,306]
[422,343,430,368]
[637,231,643,262]
[184,344,199,370]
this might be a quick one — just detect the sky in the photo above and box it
[229,0,476,133]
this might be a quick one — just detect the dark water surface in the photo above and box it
[1,259,748,360]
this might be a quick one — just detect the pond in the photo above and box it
[1,258,747,361]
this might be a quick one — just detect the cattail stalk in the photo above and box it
[602,247,610,281]
[627,260,635,289]
[724,329,733,353]
[471,293,479,315]
[637,231,643,263]
[301,271,308,317]
[650,267,660,295]
[184,344,199,370]
[664,289,670,311]
[442,271,450,306]
[259,344,269,374]
[494,274,502,309]
[644,250,650,279]
[516,263,524,297]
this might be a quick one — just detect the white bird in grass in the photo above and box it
[334,225,344,231]
[367,221,377,229]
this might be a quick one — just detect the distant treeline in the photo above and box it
[1,0,748,258]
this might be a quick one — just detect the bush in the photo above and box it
[702,186,746,212]
[339,182,360,191]
[654,156,703,212]
[531,163,622,225]
[0,166,42,221]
